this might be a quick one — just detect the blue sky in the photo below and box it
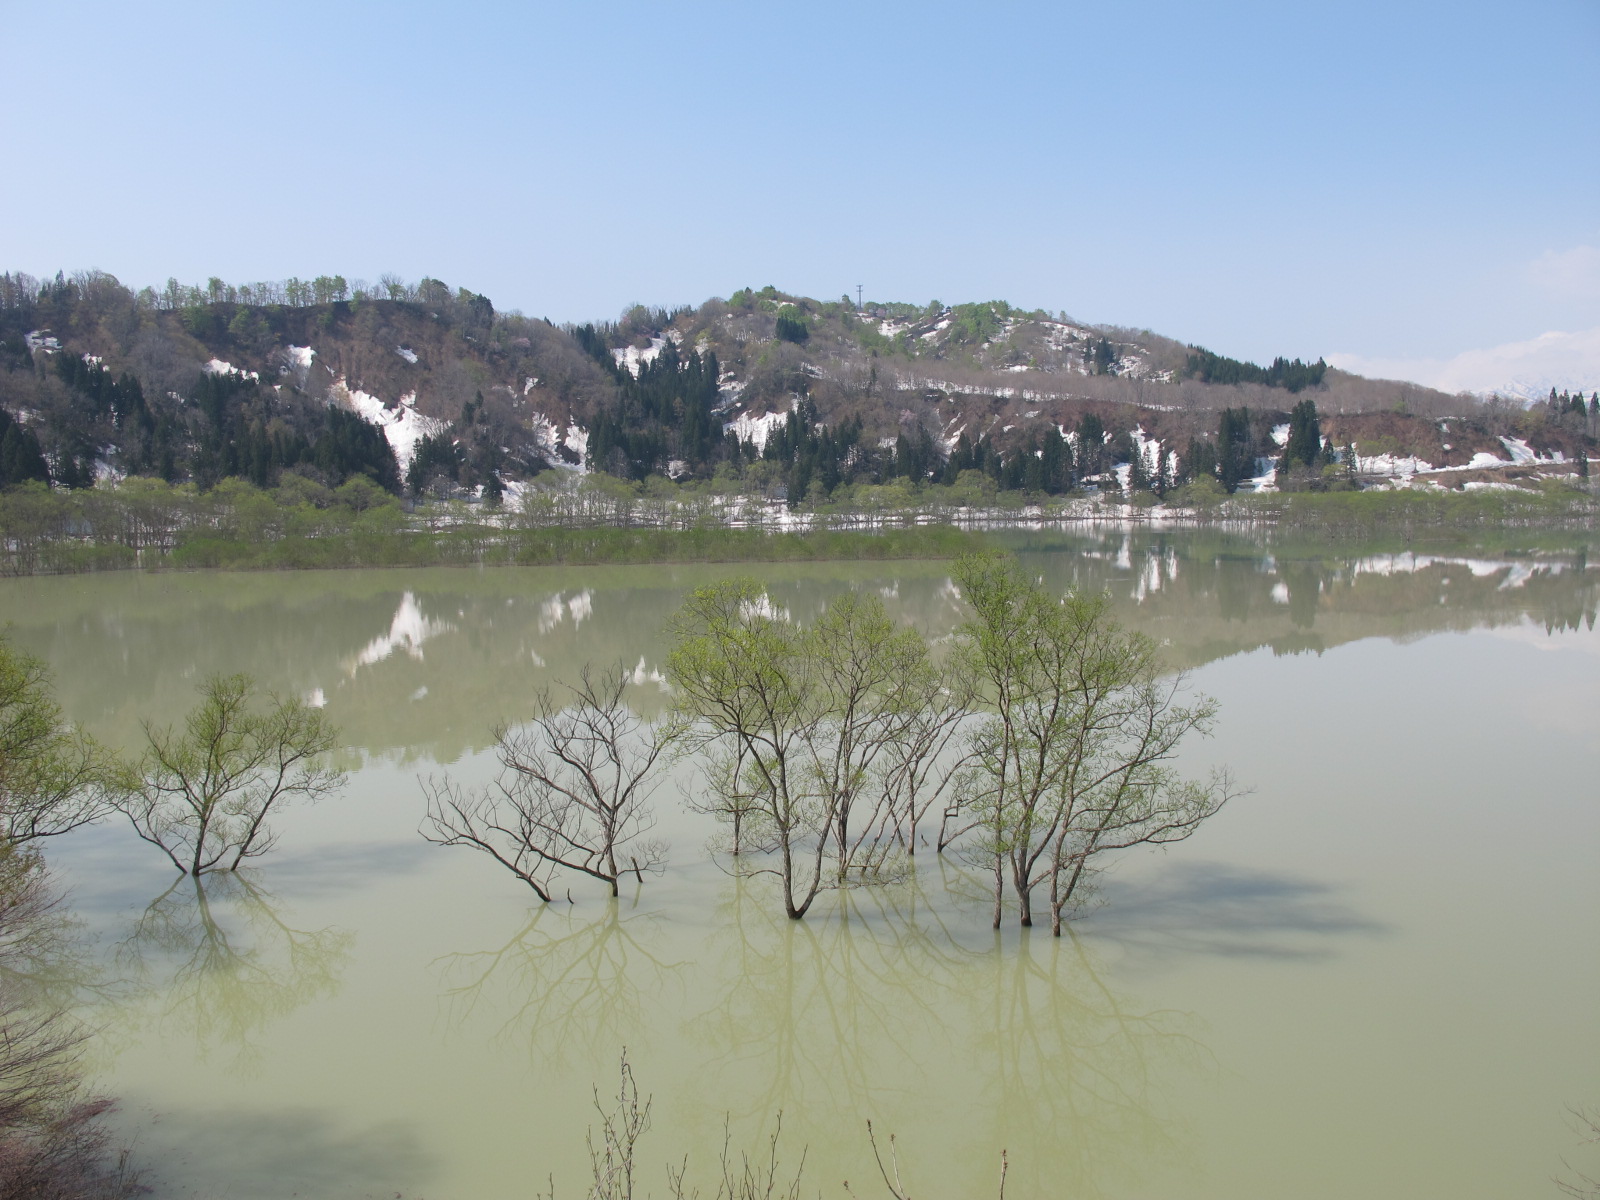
[3,0,1596,391]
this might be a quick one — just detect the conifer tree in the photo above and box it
[1217,408,1254,493]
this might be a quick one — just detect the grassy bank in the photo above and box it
[1256,486,1596,538]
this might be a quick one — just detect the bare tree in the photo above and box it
[586,1051,651,1200]
[870,657,977,858]
[1559,1105,1600,1199]
[846,1122,1006,1200]
[0,851,142,1198]
[116,674,345,876]
[422,667,668,900]
[540,1053,807,1200]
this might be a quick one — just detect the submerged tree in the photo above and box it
[116,674,345,876]
[666,583,933,918]
[0,640,119,852]
[421,666,668,900]
[952,553,1238,934]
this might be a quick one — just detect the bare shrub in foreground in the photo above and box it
[0,850,142,1199]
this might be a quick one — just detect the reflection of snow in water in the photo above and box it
[1114,535,1132,572]
[1345,553,1564,589]
[630,658,668,689]
[1129,544,1180,603]
[739,593,788,623]
[350,593,453,671]
[536,589,595,633]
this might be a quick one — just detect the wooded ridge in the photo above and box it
[2,271,1594,506]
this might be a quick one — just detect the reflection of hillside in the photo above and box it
[0,563,958,762]
[0,536,1590,763]
[433,901,685,1069]
[685,873,1198,1199]
[1008,530,1599,669]
[111,873,351,1071]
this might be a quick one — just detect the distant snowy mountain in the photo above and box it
[1328,325,1600,400]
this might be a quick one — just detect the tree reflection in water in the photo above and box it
[0,855,117,1013]
[685,865,1204,1199]
[113,873,352,1070]
[433,898,686,1070]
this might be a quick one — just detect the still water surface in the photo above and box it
[2,530,1596,1199]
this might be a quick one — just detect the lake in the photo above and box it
[2,528,1596,1199]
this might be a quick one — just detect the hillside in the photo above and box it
[0,271,1594,503]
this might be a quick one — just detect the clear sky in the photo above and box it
[3,0,1596,392]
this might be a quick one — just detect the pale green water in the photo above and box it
[2,531,1597,1199]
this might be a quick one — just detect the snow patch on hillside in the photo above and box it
[204,358,259,382]
[725,406,790,453]
[1356,451,1434,477]
[1130,427,1166,479]
[519,413,588,471]
[564,423,588,469]
[1498,436,1537,464]
[612,333,680,378]
[334,380,447,472]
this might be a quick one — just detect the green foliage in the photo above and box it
[758,398,867,506]
[1170,474,1226,508]
[1217,407,1257,493]
[774,306,809,344]
[583,338,723,480]
[1267,486,1597,537]
[943,302,1013,347]
[116,674,345,876]
[407,431,462,496]
[1275,397,1325,491]
[952,552,1232,932]
[0,409,49,489]
[0,638,118,849]
[666,583,935,916]
[1184,347,1327,392]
